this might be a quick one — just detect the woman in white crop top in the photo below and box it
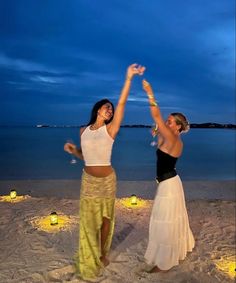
[64,63,145,280]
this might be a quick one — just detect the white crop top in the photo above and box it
[81,125,114,166]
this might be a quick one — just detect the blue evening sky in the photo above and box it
[0,0,235,126]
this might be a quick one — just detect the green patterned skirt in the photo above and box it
[75,170,116,280]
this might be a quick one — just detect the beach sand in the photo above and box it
[0,180,235,283]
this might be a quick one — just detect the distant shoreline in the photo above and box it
[1,123,235,129]
[32,123,236,129]
[35,123,236,129]
[122,123,236,129]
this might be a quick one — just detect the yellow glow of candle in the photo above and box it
[215,259,236,279]
[229,262,236,277]
[10,189,17,199]
[50,212,58,225]
[130,194,137,205]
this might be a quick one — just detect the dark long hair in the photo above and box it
[87,99,114,126]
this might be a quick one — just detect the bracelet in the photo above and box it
[148,95,154,99]
[150,101,158,107]
[126,75,132,81]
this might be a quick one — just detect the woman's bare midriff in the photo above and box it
[84,165,114,177]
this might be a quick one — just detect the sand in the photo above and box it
[0,180,235,283]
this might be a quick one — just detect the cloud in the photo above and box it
[128,96,147,103]
[0,52,61,74]
[30,75,79,85]
[30,76,60,84]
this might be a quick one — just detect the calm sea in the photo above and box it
[0,127,235,181]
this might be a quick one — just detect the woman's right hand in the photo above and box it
[64,142,77,154]
[126,63,146,80]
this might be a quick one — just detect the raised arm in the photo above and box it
[142,79,175,141]
[108,64,145,139]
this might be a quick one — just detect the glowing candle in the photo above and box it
[10,189,17,199]
[130,194,137,205]
[50,212,58,225]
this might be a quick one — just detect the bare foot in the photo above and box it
[147,266,167,273]
[100,255,110,267]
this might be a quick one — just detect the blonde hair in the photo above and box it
[171,112,190,133]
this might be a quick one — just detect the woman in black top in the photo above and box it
[142,79,195,272]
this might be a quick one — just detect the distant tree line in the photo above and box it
[33,123,236,129]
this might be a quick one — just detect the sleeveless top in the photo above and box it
[81,125,114,166]
[156,148,178,178]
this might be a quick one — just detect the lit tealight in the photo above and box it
[30,213,78,233]
[50,212,58,225]
[10,189,17,199]
[130,194,138,205]
[119,197,149,209]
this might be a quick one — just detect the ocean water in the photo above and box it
[0,127,235,181]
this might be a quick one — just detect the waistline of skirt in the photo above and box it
[81,169,117,198]
[156,169,177,183]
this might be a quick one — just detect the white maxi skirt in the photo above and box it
[145,175,195,270]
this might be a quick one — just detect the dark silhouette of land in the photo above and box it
[33,123,236,129]
[121,123,236,129]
